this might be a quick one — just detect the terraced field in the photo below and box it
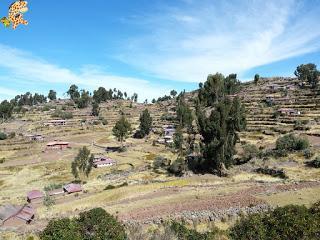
[0,78,320,239]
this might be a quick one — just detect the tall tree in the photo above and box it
[198,73,225,105]
[92,102,100,116]
[170,90,178,98]
[76,90,91,109]
[195,73,246,174]
[67,85,80,100]
[71,146,94,181]
[295,63,320,88]
[139,109,152,137]
[176,96,193,129]
[0,100,14,121]
[254,74,260,85]
[173,127,184,155]
[112,116,131,146]
[48,90,57,101]
[93,87,109,103]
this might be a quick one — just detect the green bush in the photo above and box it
[303,149,314,159]
[40,208,126,240]
[230,204,320,240]
[306,156,320,168]
[0,158,5,164]
[241,144,259,163]
[104,182,128,191]
[51,109,73,119]
[153,156,170,170]
[170,221,222,240]
[168,158,186,176]
[276,134,309,151]
[0,132,7,140]
[40,218,81,240]
[104,185,116,190]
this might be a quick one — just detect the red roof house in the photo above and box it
[63,184,82,194]
[46,141,70,150]
[27,190,44,203]
[16,205,35,223]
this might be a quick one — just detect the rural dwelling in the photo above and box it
[267,84,280,90]
[0,204,35,226]
[45,119,67,126]
[63,183,82,194]
[27,190,44,203]
[93,157,116,168]
[46,141,70,150]
[25,134,44,141]
[163,125,176,137]
[277,108,301,116]
[15,205,35,224]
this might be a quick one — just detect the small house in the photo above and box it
[277,108,301,116]
[93,157,116,168]
[0,204,35,225]
[46,141,70,150]
[63,184,82,194]
[46,119,67,126]
[26,134,44,141]
[268,84,280,90]
[15,205,35,224]
[27,190,44,203]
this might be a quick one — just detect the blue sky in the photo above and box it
[0,0,320,101]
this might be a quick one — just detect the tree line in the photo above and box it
[0,85,139,121]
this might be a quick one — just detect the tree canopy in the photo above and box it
[71,146,94,181]
[137,109,152,138]
[48,90,57,101]
[112,116,132,145]
[40,208,127,240]
[295,63,320,88]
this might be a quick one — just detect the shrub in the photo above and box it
[8,132,15,139]
[303,149,314,159]
[104,185,116,190]
[153,156,171,170]
[40,208,126,240]
[44,183,64,192]
[256,167,287,179]
[306,156,320,168]
[0,158,5,164]
[170,221,223,240]
[168,158,186,176]
[276,134,309,151]
[241,144,259,163]
[104,182,128,191]
[51,109,73,119]
[40,218,81,240]
[43,194,55,208]
[294,120,310,130]
[0,132,7,140]
[230,205,320,240]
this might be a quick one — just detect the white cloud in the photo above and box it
[0,86,20,101]
[0,44,171,101]
[118,0,320,82]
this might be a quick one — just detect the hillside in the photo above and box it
[0,78,320,239]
